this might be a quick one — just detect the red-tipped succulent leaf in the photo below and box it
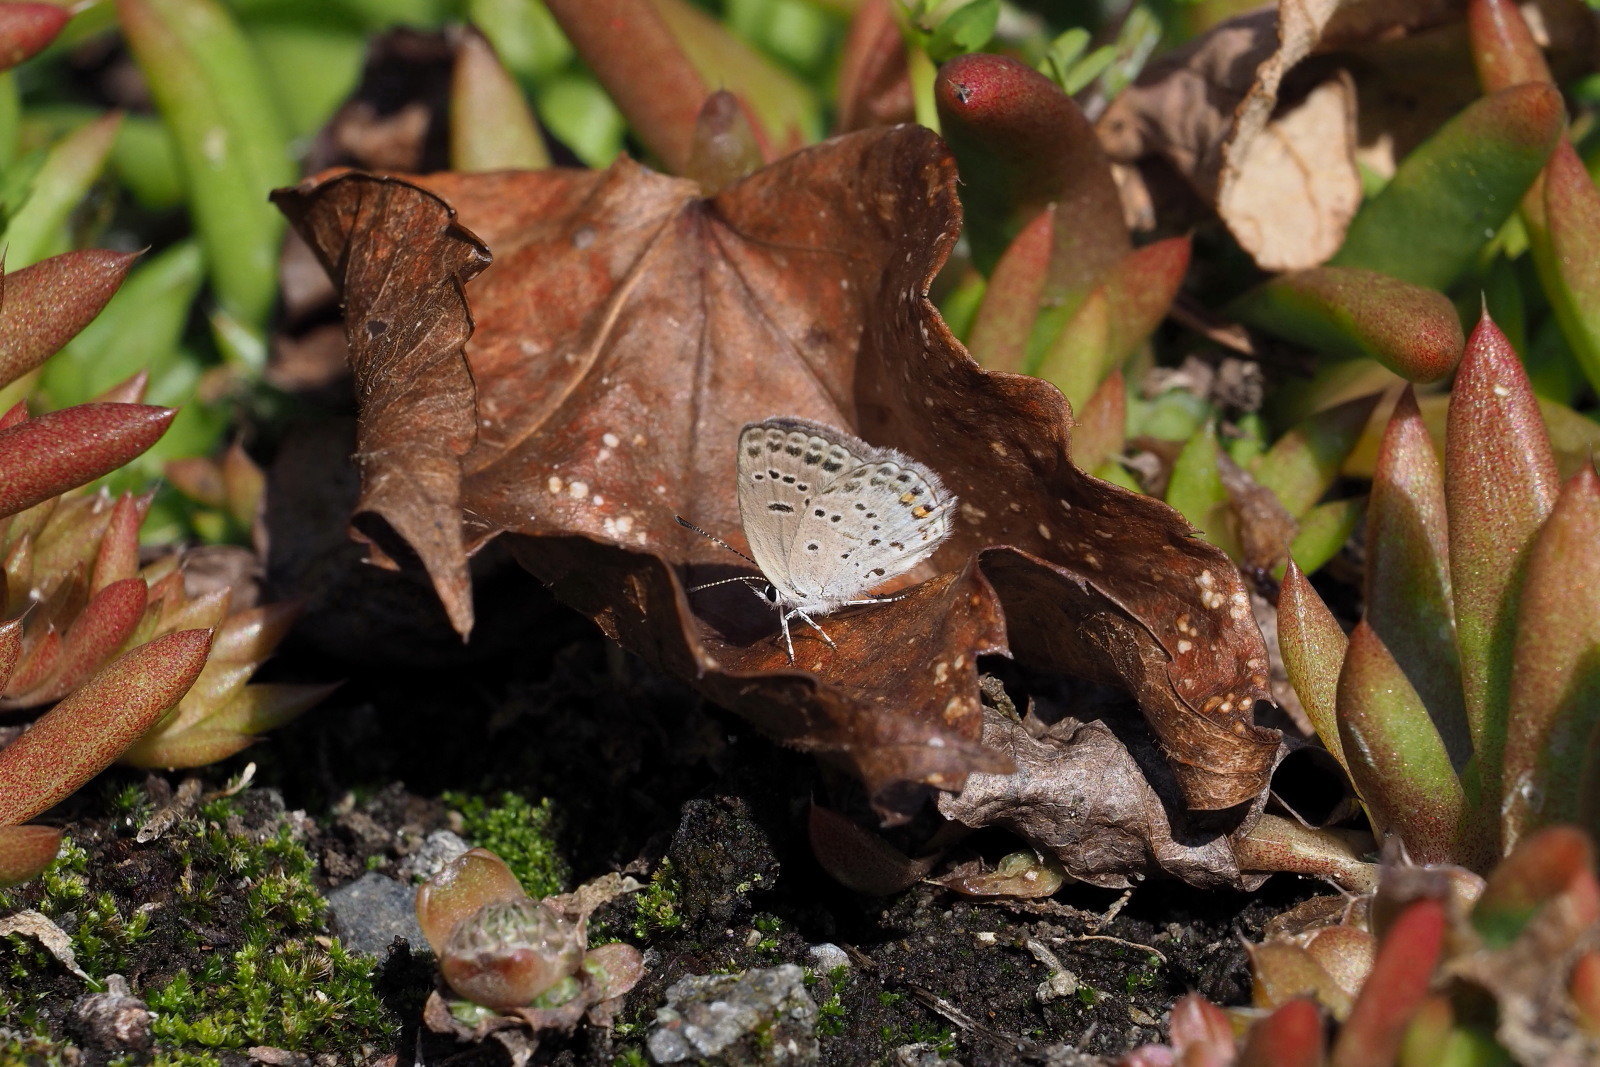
[0,629,212,827]
[0,3,69,72]
[0,403,176,519]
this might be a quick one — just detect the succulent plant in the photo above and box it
[0,10,324,885]
[0,251,216,887]
[1278,311,1599,871]
[1122,824,1600,1066]
[414,846,644,1035]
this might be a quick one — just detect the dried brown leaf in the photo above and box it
[938,705,1264,888]
[1100,3,1361,270]
[275,126,1278,831]
[275,176,488,635]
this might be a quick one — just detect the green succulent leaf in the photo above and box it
[450,29,550,172]
[0,4,69,73]
[935,53,1128,280]
[1278,561,1350,774]
[0,823,62,888]
[1472,825,1594,950]
[1165,424,1236,557]
[1502,467,1600,845]
[0,629,211,827]
[0,250,139,391]
[1331,899,1448,1066]
[414,846,531,956]
[118,0,295,330]
[924,0,998,64]
[1337,623,1467,866]
[1033,237,1189,409]
[1366,388,1468,768]
[1468,0,1554,93]
[1446,314,1559,841]
[652,0,819,150]
[968,210,1049,373]
[1230,267,1463,383]
[1539,141,1600,396]
[42,242,201,406]
[1071,369,1126,474]
[1287,497,1363,578]
[0,113,121,269]
[1329,83,1564,291]
[1238,998,1325,1067]
[1253,394,1382,520]
[0,403,175,519]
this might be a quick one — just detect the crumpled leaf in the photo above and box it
[0,909,89,982]
[938,705,1267,888]
[1098,1,1361,270]
[273,176,487,635]
[275,126,1279,835]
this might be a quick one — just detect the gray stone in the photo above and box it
[806,943,849,974]
[397,829,472,884]
[648,963,818,1065]
[892,1044,962,1067]
[324,872,427,957]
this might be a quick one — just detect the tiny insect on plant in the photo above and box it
[677,417,956,661]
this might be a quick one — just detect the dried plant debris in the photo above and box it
[1096,0,1596,270]
[1099,0,1362,270]
[275,124,1279,875]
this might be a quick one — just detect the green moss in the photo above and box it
[444,790,570,898]
[146,938,385,1051]
[0,1023,60,1063]
[1123,958,1163,994]
[751,912,783,954]
[630,860,684,941]
[147,1053,225,1066]
[137,798,391,1053]
[0,795,395,1058]
[808,965,850,1037]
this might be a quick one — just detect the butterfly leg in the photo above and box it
[791,609,837,650]
[839,592,913,607]
[778,609,796,662]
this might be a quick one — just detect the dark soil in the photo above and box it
[1,587,1328,1066]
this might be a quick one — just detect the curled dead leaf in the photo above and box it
[275,125,1279,856]
[938,704,1270,889]
[1100,3,1361,270]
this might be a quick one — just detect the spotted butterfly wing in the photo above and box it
[736,420,854,604]
[805,455,951,608]
[736,418,953,614]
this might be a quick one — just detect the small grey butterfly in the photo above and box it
[679,417,955,661]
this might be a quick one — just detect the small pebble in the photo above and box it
[324,872,427,957]
[807,942,849,973]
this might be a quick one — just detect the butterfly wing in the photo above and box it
[803,456,953,606]
[736,421,846,601]
[739,417,955,613]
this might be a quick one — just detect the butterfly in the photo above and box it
[679,417,955,661]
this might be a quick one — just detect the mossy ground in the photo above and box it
[1,611,1322,1065]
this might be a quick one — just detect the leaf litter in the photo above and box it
[274,120,1282,885]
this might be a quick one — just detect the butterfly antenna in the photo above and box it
[688,575,766,594]
[675,515,759,567]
